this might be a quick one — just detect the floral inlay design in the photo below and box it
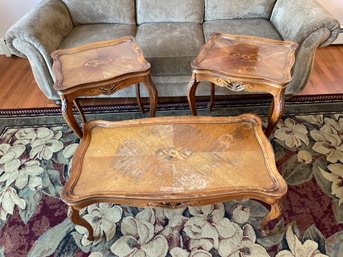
[111,125,238,191]
[215,78,246,92]
[156,147,192,161]
[230,52,262,63]
[84,59,113,68]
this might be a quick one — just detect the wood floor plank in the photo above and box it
[0,45,342,109]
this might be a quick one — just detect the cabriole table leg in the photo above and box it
[143,75,158,117]
[187,78,200,116]
[60,95,83,138]
[68,206,94,241]
[260,199,282,236]
[209,83,216,112]
[265,88,286,137]
[135,83,145,114]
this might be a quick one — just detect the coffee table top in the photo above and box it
[191,33,297,85]
[51,37,150,91]
[62,115,287,208]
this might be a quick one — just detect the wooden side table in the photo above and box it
[187,33,297,137]
[51,37,158,138]
[62,115,287,240]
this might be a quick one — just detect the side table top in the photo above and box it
[62,115,287,208]
[191,33,298,85]
[51,37,150,91]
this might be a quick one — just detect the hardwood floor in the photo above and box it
[300,45,343,95]
[0,45,342,109]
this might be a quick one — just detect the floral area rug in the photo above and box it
[0,107,343,257]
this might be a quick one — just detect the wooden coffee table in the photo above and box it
[62,114,287,240]
[51,37,158,138]
[188,33,297,137]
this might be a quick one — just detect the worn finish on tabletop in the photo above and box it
[188,33,297,137]
[62,114,288,239]
[51,37,158,138]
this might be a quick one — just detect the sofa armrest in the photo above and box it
[271,0,340,48]
[5,0,73,60]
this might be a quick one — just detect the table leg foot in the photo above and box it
[187,78,200,116]
[260,200,281,236]
[68,206,94,241]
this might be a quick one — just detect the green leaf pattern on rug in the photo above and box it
[18,187,42,224]
[303,225,327,254]
[325,230,343,257]
[41,169,63,197]
[281,155,313,185]
[273,115,343,222]
[27,218,74,257]
[333,200,343,224]
[0,126,69,223]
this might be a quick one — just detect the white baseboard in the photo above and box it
[0,37,12,57]
[332,30,343,45]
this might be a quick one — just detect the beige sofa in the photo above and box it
[5,0,340,102]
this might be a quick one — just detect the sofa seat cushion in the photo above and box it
[135,23,205,76]
[59,24,137,49]
[203,19,282,40]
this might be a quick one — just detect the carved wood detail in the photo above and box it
[87,81,126,96]
[147,201,191,208]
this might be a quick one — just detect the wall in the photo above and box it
[316,0,343,44]
[0,0,42,55]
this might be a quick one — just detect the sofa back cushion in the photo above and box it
[62,0,135,26]
[205,0,276,20]
[137,0,204,24]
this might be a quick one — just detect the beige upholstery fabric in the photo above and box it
[61,0,135,25]
[137,0,205,24]
[203,19,282,40]
[59,24,137,49]
[205,0,276,20]
[135,23,204,76]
